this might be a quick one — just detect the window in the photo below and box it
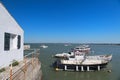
[11,34,17,49]
[17,35,21,49]
[4,33,10,50]
[4,32,19,51]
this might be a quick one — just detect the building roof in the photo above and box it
[0,2,24,32]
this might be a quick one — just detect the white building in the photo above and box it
[0,3,24,67]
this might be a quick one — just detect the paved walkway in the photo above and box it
[0,58,42,80]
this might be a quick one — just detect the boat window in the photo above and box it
[68,52,71,54]
[76,48,79,49]
[70,56,75,58]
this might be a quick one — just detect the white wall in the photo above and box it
[0,3,24,67]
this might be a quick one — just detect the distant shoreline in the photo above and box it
[24,43,120,45]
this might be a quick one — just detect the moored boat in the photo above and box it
[53,45,112,72]
[53,54,112,71]
[54,45,90,58]
[40,45,48,48]
[60,54,112,65]
[72,45,90,53]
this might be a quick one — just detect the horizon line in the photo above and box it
[24,42,120,44]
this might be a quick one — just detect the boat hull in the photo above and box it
[53,55,112,71]
[53,60,108,71]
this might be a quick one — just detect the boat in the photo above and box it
[53,45,112,72]
[64,44,71,46]
[53,53,112,71]
[64,44,69,46]
[54,45,90,58]
[40,45,48,48]
[60,54,112,66]
[72,45,90,53]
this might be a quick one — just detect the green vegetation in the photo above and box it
[10,60,19,67]
[0,68,5,73]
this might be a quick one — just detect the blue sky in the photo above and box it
[2,0,120,43]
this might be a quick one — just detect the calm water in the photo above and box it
[26,43,120,80]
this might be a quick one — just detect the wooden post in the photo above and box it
[10,64,12,80]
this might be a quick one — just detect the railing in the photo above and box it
[5,49,41,80]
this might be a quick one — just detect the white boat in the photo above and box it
[40,45,48,48]
[61,54,112,65]
[64,44,71,46]
[54,45,90,58]
[53,45,112,71]
[64,44,69,46]
[73,45,90,53]
[53,53,112,71]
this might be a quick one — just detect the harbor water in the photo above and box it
[26,43,120,80]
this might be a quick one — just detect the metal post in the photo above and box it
[81,66,84,71]
[76,66,79,71]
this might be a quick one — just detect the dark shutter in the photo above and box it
[4,33,10,51]
[17,35,21,49]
